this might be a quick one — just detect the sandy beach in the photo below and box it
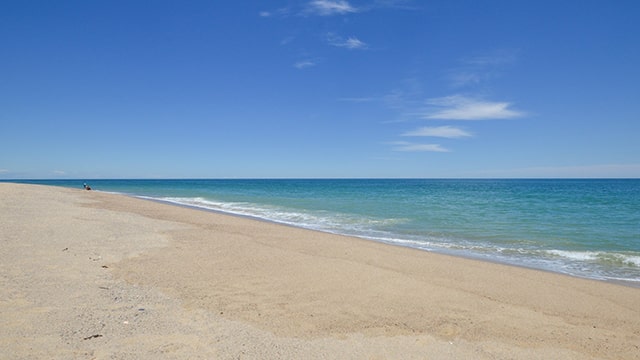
[1,182,639,359]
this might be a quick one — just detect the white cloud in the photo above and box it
[52,170,66,175]
[307,0,358,16]
[263,1,361,17]
[327,33,367,49]
[0,169,9,173]
[390,141,450,152]
[343,37,367,49]
[294,60,317,69]
[402,126,472,138]
[259,7,292,18]
[424,95,524,120]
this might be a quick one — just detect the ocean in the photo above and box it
[11,179,640,286]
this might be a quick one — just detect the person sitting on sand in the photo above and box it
[83,183,92,191]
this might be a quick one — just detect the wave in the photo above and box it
[140,195,640,285]
[146,196,407,236]
[546,250,640,268]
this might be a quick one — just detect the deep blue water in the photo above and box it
[9,179,640,285]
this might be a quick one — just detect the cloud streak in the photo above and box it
[424,95,524,120]
[294,60,317,69]
[402,126,472,138]
[258,7,291,18]
[390,141,450,152]
[262,0,416,19]
[306,0,358,16]
[327,33,367,49]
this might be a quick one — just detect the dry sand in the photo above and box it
[1,182,639,359]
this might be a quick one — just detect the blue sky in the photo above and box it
[1,0,639,178]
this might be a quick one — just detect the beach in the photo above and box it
[1,183,639,359]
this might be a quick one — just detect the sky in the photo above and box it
[1,0,639,179]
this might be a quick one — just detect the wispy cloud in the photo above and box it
[369,0,419,10]
[424,95,524,120]
[402,126,472,138]
[447,49,518,88]
[294,60,317,69]
[381,78,424,113]
[306,0,358,16]
[280,36,295,46]
[342,37,367,49]
[263,0,415,18]
[390,141,450,152]
[327,33,367,49]
[259,7,291,18]
[448,72,483,88]
[374,49,525,154]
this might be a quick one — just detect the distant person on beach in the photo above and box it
[83,183,91,191]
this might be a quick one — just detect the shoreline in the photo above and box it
[2,182,639,359]
[108,190,640,289]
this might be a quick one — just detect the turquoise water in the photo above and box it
[12,179,640,285]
